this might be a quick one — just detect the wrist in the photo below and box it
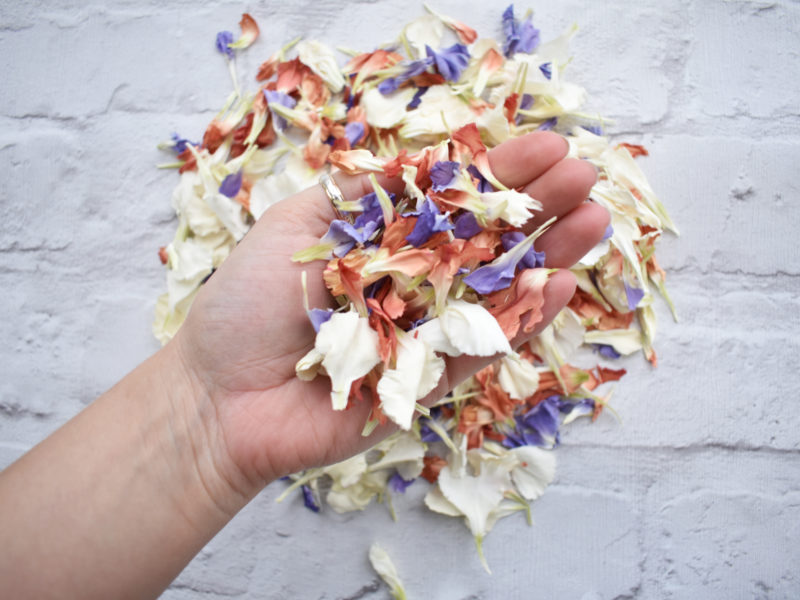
[155,337,261,520]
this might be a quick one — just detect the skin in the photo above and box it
[0,131,608,599]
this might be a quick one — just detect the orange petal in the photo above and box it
[239,13,259,46]
[487,268,549,339]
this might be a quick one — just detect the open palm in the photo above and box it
[174,131,607,490]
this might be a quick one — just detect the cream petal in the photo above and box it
[315,311,381,410]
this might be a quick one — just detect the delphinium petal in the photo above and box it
[426,44,470,82]
[463,218,553,294]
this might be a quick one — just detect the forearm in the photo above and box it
[0,342,252,599]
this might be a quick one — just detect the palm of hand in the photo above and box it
[174,132,607,489]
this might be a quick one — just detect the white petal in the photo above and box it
[295,347,323,381]
[440,299,512,357]
[296,40,346,92]
[369,431,426,480]
[584,328,643,355]
[250,154,318,220]
[424,485,462,517]
[413,317,461,357]
[480,189,542,227]
[165,238,213,312]
[377,332,444,430]
[326,471,389,513]
[324,453,369,488]
[530,307,586,369]
[437,452,514,538]
[368,543,408,600]
[377,335,427,430]
[403,14,444,58]
[510,446,557,501]
[497,352,540,401]
[172,171,225,236]
[361,87,415,129]
[315,311,381,410]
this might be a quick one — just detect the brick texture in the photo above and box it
[1,1,798,598]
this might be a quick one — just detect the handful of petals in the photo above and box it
[154,5,676,573]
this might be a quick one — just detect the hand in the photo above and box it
[172,131,608,499]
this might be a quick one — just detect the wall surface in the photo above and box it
[1,1,799,598]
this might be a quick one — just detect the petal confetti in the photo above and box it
[154,5,677,574]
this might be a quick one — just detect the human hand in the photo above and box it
[170,131,608,503]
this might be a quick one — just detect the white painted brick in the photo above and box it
[2,1,799,598]
[642,450,800,598]
[686,1,800,122]
[641,135,800,275]
[561,271,800,450]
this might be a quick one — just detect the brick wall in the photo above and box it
[1,1,798,598]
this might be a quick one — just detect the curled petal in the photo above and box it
[487,268,550,339]
[229,13,260,49]
[439,299,511,356]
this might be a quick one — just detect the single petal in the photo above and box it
[369,543,408,600]
[480,189,542,227]
[510,445,556,501]
[584,328,643,356]
[296,40,346,92]
[315,311,381,409]
[376,332,431,429]
[496,352,540,400]
[487,267,550,339]
[439,299,512,356]
[464,219,552,294]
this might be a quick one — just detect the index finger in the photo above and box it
[487,131,569,188]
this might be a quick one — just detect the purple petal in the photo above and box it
[378,78,400,94]
[517,19,541,54]
[352,191,389,230]
[539,62,552,80]
[464,229,541,294]
[522,397,561,438]
[429,161,461,192]
[264,90,297,131]
[301,485,320,512]
[407,86,428,109]
[378,58,433,95]
[463,259,518,294]
[389,473,415,493]
[426,44,470,82]
[219,170,243,198]
[405,198,453,247]
[501,5,517,56]
[537,117,558,131]
[170,132,197,154]
[602,224,614,241]
[215,31,235,59]
[583,125,604,136]
[563,398,595,419]
[307,308,334,332]
[625,282,645,310]
[502,5,540,57]
[467,164,493,193]
[344,121,365,146]
[596,344,622,359]
[519,93,535,111]
[501,232,546,269]
[321,219,379,257]
[453,212,483,239]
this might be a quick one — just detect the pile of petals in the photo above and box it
[154,6,677,572]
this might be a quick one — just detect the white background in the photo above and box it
[1,1,798,598]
